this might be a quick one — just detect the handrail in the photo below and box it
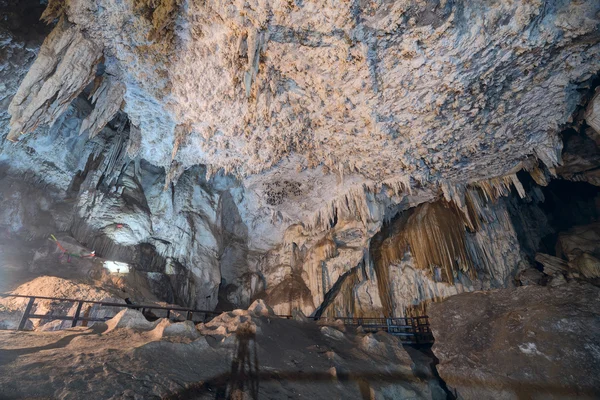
[0,293,222,331]
[0,293,433,343]
[0,293,221,315]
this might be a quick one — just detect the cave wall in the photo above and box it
[1,0,600,317]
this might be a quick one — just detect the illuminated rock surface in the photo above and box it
[1,0,600,318]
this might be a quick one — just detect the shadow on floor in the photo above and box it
[0,324,107,366]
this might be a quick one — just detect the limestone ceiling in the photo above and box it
[7,0,600,221]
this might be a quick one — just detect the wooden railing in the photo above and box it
[0,293,433,343]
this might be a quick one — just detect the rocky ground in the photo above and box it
[429,281,600,400]
[0,303,447,400]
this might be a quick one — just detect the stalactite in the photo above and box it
[79,76,125,139]
[371,256,394,317]
[308,185,372,232]
[403,202,475,281]
[126,124,142,158]
[7,18,103,141]
[307,175,413,232]
[370,200,476,317]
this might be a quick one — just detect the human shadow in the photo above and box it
[215,324,259,400]
[164,358,600,400]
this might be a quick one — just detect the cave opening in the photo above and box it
[537,179,600,255]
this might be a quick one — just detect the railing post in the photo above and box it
[166,309,171,320]
[187,311,193,321]
[71,301,84,328]
[413,318,420,344]
[18,297,36,331]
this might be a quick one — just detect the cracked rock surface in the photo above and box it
[429,282,600,400]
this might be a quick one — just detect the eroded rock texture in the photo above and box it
[429,282,600,400]
[1,0,600,318]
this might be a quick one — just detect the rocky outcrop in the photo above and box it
[7,18,102,142]
[585,88,600,140]
[429,282,600,400]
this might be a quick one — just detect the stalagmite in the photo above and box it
[7,18,103,142]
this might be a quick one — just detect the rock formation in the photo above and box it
[0,305,444,399]
[429,282,600,399]
[1,0,600,320]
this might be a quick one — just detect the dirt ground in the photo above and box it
[0,311,446,400]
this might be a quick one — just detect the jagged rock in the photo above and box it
[197,310,257,338]
[429,283,600,400]
[247,299,274,317]
[516,268,545,286]
[7,18,102,142]
[320,326,345,341]
[535,253,569,277]
[291,308,309,322]
[79,76,125,138]
[556,130,600,186]
[585,88,600,138]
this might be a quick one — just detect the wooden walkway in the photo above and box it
[0,293,433,344]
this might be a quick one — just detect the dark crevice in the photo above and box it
[312,264,360,318]
[403,344,457,400]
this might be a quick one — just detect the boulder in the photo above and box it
[106,309,157,332]
[429,282,600,400]
[162,320,200,340]
[516,268,545,286]
[534,253,569,277]
[548,273,567,287]
[556,223,600,260]
[569,252,600,279]
[320,326,345,341]
[247,299,274,317]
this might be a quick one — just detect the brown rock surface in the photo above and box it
[0,308,435,399]
[429,282,600,399]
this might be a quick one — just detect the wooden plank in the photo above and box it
[17,297,36,331]
[71,301,84,328]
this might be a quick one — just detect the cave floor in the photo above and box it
[0,315,444,399]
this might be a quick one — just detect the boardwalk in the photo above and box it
[0,293,433,344]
